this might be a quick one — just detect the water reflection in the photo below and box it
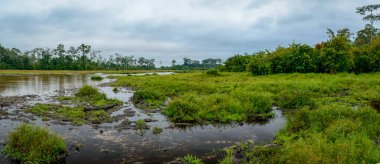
[0,73,285,163]
[0,74,106,96]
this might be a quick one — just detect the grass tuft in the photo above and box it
[3,124,67,163]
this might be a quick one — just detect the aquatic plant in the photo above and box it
[132,89,166,109]
[27,85,121,125]
[152,126,163,135]
[135,119,148,129]
[75,85,104,98]
[91,75,104,81]
[182,154,204,164]
[3,124,67,163]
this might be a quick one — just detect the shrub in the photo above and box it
[247,52,272,75]
[3,124,67,163]
[221,54,251,72]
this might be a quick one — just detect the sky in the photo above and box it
[0,0,377,65]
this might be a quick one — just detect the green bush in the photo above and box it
[221,54,251,72]
[3,124,67,163]
[247,52,272,75]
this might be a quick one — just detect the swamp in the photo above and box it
[0,71,378,163]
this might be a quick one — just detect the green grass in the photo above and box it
[114,72,380,123]
[152,126,163,135]
[2,124,67,163]
[205,69,220,76]
[272,104,380,163]
[115,72,380,163]
[179,154,204,164]
[90,75,104,81]
[135,119,147,129]
[27,85,121,125]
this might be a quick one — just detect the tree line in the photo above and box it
[0,44,157,70]
[0,43,223,70]
[222,4,380,75]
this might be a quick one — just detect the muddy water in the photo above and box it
[0,73,285,164]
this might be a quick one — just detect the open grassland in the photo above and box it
[115,72,380,163]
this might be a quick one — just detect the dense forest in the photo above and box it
[222,25,380,74]
[0,43,223,70]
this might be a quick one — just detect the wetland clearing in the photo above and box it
[0,71,378,163]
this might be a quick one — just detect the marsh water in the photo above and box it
[0,73,285,163]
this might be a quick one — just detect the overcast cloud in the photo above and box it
[0,0,377,65]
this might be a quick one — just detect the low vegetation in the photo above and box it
[135,119,148,129]
[27,85,122,125]
[152,126,163,135]
[205,69,220,76]
[175,154,204,164]
[116,72,380,123]
[116,72,380,163]
[3,124,67,163]
[218,104,380,163]
[90,75,104,81]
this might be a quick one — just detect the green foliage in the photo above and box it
[27,85,120,125]
[351,37,380,73]
[132,89,166,109]
[91,75,104,81]
[274,104,380,163]
[247,52,272,75]
[318,29,353,74]
[269,43,317,73]
[75,85,105,98]
[0,43,157,70]
[182,154,204,164]
[205,69,220,76]
[116,72,380,124]
[221,54,251,72]
[225,28,380,75]
[152,126,163,135]
[218,148,234,164]
[135,119,147,129]
[3,124,67,163]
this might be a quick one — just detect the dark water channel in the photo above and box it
[0,73,285,163]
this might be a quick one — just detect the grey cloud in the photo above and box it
[0,0,378,65]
